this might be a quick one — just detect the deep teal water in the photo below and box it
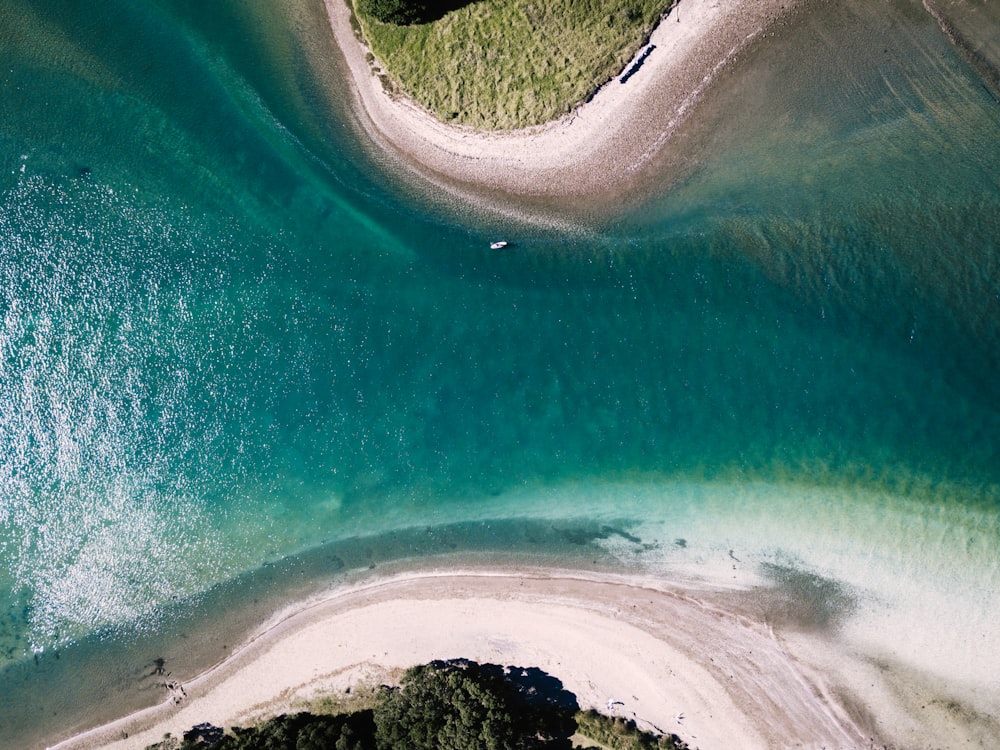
[1,0,999,745]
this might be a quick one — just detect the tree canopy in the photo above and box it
[151,659,687,750]
[187,711,374,750]
[355,0,469,25]
[373,659,576,750]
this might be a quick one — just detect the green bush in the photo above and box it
[373,660,576,749]
[355,0,426,25]
[573,709,688,750]
[355,0,464,25]
[212,711,376,750]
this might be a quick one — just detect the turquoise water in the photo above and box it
[1,0,999,745]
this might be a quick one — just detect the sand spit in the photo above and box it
[54,568,872,750]
[322,0,799,200]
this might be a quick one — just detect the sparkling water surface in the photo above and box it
[1,0,999,745]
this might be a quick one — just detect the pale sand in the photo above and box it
[56,568,871,750]
[322,0,800,201]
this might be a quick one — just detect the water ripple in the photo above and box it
[0,176,233,652]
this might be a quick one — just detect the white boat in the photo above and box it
[490,241,509,250]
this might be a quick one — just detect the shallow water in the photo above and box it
[1,0,999,746]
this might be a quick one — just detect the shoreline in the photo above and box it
[53,566,873,750]
[322,0,801,203]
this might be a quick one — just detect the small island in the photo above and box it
[322,0,800,200]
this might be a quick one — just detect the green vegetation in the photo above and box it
[356,0,420,24]
[374,660,577,748]
[145,713,375,750]
[149,660,687,750]
[355,0,457,25]
[574,710,688,749]
[352,0,676,129]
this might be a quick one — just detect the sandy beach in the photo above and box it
[322,0,800,200]
[53,568,874,750]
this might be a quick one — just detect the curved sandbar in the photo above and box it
[55,568,870,750]
[323,0,799,200]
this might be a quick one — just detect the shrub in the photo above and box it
[211,711,376,750]
[356,0,422,25]
[573,709,688,750]
[372,660,576,749]
[356,0,463,25]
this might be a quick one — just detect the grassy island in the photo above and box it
[351,0,676,129]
